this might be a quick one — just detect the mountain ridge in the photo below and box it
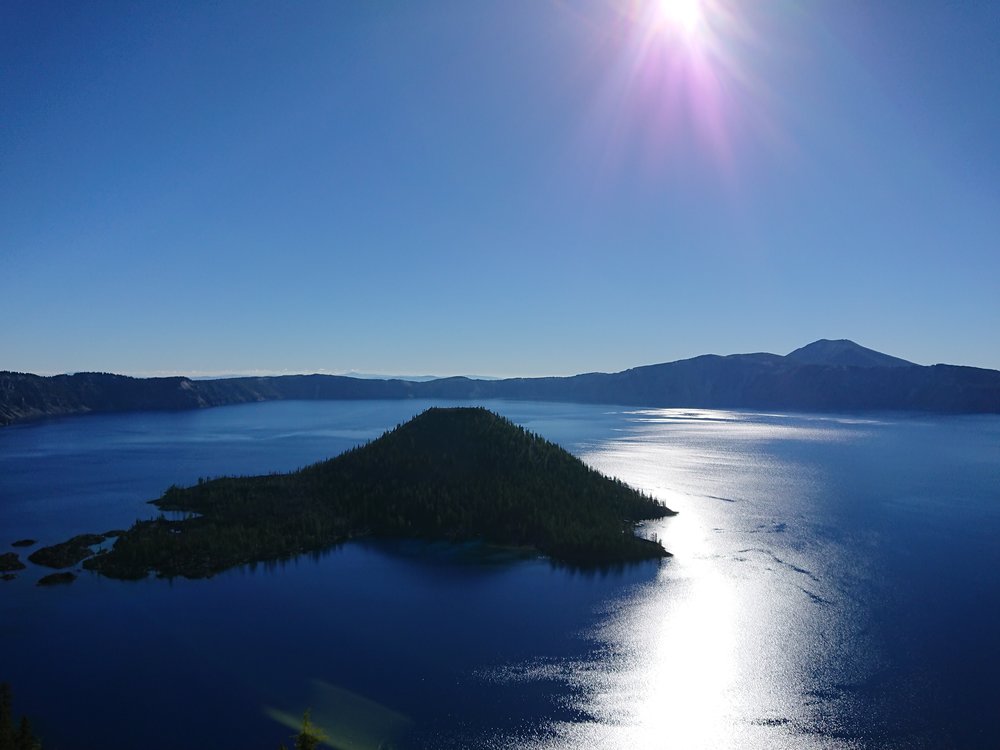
[786,339,915,368]
[2,340,998,426]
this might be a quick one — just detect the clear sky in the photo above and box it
[2,0,998,377]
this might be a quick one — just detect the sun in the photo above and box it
[655,0,703,36]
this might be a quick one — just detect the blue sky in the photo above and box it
[2,0,998,377]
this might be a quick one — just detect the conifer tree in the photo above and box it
[15,716,39,750]
[293,709,326,750]
[0,686,39,750]
[0,683,15,750]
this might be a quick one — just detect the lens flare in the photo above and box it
[576,0,772,182]
[656,0,703,36]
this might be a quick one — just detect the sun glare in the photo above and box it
[586,0,763,178]
[656,0,703,36]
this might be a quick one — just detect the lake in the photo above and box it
[1,400,999,749]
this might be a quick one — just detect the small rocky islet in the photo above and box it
[36,571,77,587]
[0,552,26,572]
[28,533,112,569]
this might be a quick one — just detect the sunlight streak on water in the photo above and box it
[501,409,875,750]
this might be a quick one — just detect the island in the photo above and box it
[0,552,26,573]
[29,534,110,569]
[36,572,77,587]
[76,407,674,579]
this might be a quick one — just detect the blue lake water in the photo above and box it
[1,400,998,749]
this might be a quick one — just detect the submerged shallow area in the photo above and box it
[1,400,998,748]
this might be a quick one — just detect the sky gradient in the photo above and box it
[3,0,998,377]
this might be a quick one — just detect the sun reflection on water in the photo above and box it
[503,409,870,750]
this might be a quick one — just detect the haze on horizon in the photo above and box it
[3,0,998,377]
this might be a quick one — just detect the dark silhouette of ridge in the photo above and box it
[2,340,998,425]
[786,339,915,368]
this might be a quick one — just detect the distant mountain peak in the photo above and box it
[786,339,915,368]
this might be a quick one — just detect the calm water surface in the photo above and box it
[1,401,998,749]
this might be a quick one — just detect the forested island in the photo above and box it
[60,408,675,579]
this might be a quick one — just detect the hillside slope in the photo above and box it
[786,339,915,368]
